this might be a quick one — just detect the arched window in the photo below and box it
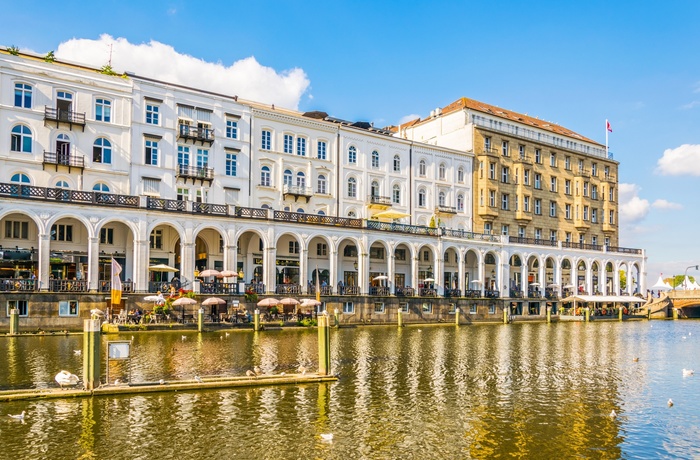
[317,174,327,194]
[260,166,271,186]
[93,183,111,192]
[419,159,426,176]
[439,191,446,206]
[348,210,357,218]
[55,180,70,188]
[371,150,379,168]
[296,171,306,187]
[261,204,272,209]
[371,180,379,198]
[457,194,464,211]
[347,177,357,198]
[393,155,401,172]
[283,169,293,187]
[392,184,401,204]
[93,138,112,164]
[297,208,305,213]
[348,146,357,164]
[458,167,464,183]
[418,188,426,207]
[11,173,30,183]
[439,163,446,180]
[11,124,32,153]
[317,210,326,215]
[284,206,291,211]
[14,83,32,108]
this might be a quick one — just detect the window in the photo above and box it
[550,230,557,242]
[317,175,327,194]
[457,167,464,182]
[93,183,110,192]
[502,141,509,156]
[565,180,571,195]
[55,180,69,189]
[5,220,29,239]
[282,134,293,154]
[150,229,163,249]
[92,138,112,164]
[535,149,541,163]
[393,184,401,204]
[51,224,73,242]
[550,177,557,192]
[261,130,271,150]
[489,162,496,180]
[565,156,571,170]
[177,187,189,201]
[591,185,598,200]
[317,141,327,160]
[591,208,598,223]
[297,137,306,156]
[534,199,542,215]
[583,182,589,197]
[609,187,615,202]
[535,228,542,240]
[422,303,433,314]
[484,137,491,151]
[501,193,509,210]
[225,118,238,139]
[518,226,525,238]
[439,163,446,180]
[524,169,530,185]
[604,165,610,177]
[143,178,160,195]
[484,223,492,234]
[100,227,114,244]
[288,241,299,254]
[196,149,208,168]
[145,103,159,125]
[393,155,401,172]
[296,172,306,187]
[591,163,598,176]
[95,98,111,122]
[177,145,190,166]
[260,166,271,187]
[592,235,598,246]
[549,201,557,217]
[419,159,426,176]
[418,189,426,207]
[550,152,557,167]
[283,169,293,187]
[343,302,354,314]
[519,145,525,158]
[10,125,32,153]
[565,232,572,243]
[14,83,32,108]
[579,234,585,244]
[317,243,327,256]
[348,146,357,164]
[523,196,530,212]
[225,152,237,176]
[439,191,446,207]
[58,300,79,317]
[399,302,409,313]
[371,302,384,313]
[501,225,509,236]
[457,194,464,211]
[489,190,496,207]
[347,177,357,198]
[605,237,610,247]
[372,150,379,168]
[501,166,509,183]
[11,173,30,184]
[565,204,572,219]
[534,174,542,189]
[609,210,615,224]
[145,139,158,165]
[7,300,28,317]
[583,206,589,220]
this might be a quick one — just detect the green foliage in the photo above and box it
[245,289,258,303]
[8,46,19,55]
[269,306,279,315]
[668,275,696,288]
[619,270,626,290]
[44,51,55,63]
[99,64,119,76]
[298,318,317,327]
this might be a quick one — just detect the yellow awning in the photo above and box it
[371,210,411,220]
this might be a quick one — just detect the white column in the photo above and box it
[38,234,51,291]
[329,249,338,294]
[181,242,195,287]
[359,252,368,295]
[388,252,395,294]
[133,238,148,293]
[457,250,465,295]
[300,248,308,294]
[538,258,546,297]
[411,256,420,291]
[520,262,528,296]
[87,236,99,292]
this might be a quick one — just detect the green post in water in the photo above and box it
[9,308,19,335]
[673,308,678,320]
[83,318,101,390]
[619,306,624,321]
[254,308,260,332]
[503,308,509,324]
[333,308,339,327]
[455,306,460,326]
[585,307,590,322]
[397,308,403,328]
[317,313,331,376]
[198,308,204,332]
[546,305,551,324]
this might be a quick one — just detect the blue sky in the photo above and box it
[3,1,700,281]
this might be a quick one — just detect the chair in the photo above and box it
[116,310,128,325]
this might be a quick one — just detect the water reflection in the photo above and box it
[0,322,699,458]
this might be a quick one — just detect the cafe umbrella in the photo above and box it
[172,296,197,322]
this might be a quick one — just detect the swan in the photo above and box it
[8,411,25,420]
[246,370,257,378]
[298,365,307,375]
[609,410,616,418]
[683,368,694,377]
[90,309,105,318]
[320,433,333,441]
[181,335,187,341]
[194,375,203,383]
[73,349,82,356]
[55,370,79,389]
[159,379,165,385]
[668,399,674,407]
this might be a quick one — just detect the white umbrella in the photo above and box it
[547,283,560,288]
[172,297,197,306]
[219,270,237,278]
[470,280,483,285]
[148,264,179,273]
[563,284,575,289]
[373,275,389,281]
[423,278,435,282]
[201,297,226,306]
[529,282,541,287]
[257,298,280,307]
[279,297,300,306]
[199,269,221,278]
[300,299,322,307]
[144,294,165,305]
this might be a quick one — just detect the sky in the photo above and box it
[3,0,699,282]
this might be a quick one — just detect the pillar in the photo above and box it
[87,236,99,292]
[619,305,624,321]
[317,313,331,376]
[333,308,339,327]
[83,318,101,390]
[198,308,204,332]
[673,308,678,320]
[455,306,460,326]
[397,308,403,328]
[585,307,590,322]
[503,308,509,324]
[254,308,261,332]
[546,305,551,323]
[9,308,19,335]
[38,233,51,291]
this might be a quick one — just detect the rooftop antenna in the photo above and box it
[108,43,113,67]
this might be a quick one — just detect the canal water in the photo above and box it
[1,320,699,459]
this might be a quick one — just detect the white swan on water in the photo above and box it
[8,411,25,420]
[683,368,694,377]
[55,370,79,389]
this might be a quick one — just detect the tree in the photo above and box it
[669,275,696,289]
[619,270,626,290]
[44,51,55,63]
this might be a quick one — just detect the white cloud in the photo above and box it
[398,114,421,125]
[651,199,683,210]
[655,144,700,176]
[618,183,650,224]
[55,35,310,109]
[680,100,700,110]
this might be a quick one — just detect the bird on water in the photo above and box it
[8,411,25,421]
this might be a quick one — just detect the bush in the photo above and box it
[298,318,317,327]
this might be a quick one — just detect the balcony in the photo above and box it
[607,246,643,255]
[178,124,215,145]
[603,221,616,232]
[515,210,532,222]
[273,210,363,227]
[44,107,86,131]
[576,167,591,178]
[367,195,392,209]
[43,151,85,172]
[515,154,533,165]
[562,242,603,251]
[574,219,591,231]
[146,197,186,212]
[477,205,498,219]
[177,164,214,184]
[365,219,438,236]
[602,174,617,182]
[435,205,457,215]
[283,184,314,202]
[476,145,499,157]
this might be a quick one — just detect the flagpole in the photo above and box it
[605,119,609,157]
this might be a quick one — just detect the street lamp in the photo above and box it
[682,264,698,290]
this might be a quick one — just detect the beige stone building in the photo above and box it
[397,97,619,249]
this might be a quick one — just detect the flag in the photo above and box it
[606,120,612,132]
[315,266,321,303]
[111,258,122,305]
